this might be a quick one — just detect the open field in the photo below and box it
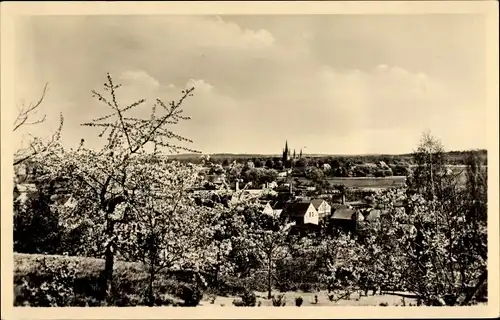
[295,176,407,189]
[325,176,407,189]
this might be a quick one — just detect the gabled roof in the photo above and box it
[332,208,356,220]
[310,199,327,209]
[281,202,314,218]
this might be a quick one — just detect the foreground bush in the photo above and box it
[295,296,303,307]
[241,291,257,306]
[272,293,286,306]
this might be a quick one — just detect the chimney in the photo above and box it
[236,180,240,191]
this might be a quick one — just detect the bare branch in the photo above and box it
[13,83,49,132]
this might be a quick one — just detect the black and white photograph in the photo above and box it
[1,1,498,318]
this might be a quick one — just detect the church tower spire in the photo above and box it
[282,140,290,168]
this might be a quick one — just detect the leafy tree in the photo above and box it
[295,158,308,168]
[254,159,264,168]
[245,161,255,170]
[274,159,283,170]
[305,167,324,182]
[265,158,274,169]
[353,166,367,177]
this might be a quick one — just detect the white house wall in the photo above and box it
[303,205,319,225]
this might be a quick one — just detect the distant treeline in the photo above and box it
[168,149,487,166]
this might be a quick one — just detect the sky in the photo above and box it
[13,14,488,155]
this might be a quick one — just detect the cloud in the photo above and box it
[15,15,487,154]
[119,70,160,88]
[186,79,213,94]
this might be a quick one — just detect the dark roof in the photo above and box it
[281,202,313,217]
[310,199,326,209]
[332,208,356,220]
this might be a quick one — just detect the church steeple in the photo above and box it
[282,140,290,167]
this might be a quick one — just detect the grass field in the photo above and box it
[294,176,407,189]
[325,176,407,189]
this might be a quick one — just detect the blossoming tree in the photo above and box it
[35,73,201,303]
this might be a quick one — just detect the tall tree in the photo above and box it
[407,131,446,201]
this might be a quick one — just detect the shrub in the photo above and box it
[295,296,303,307]
[175,283,203,306]
[241,291,257,306]
[231,291,256,307]
[272,293,286,307]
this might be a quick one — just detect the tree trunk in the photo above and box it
[147,272,155,306]
[102,241,115,304]
[101,219,116,304]
[267,254,272,299]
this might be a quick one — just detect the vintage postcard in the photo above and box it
[1,1,498,319]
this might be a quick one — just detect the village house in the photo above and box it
[310,199,331,220]
[328,204,364,233]
[280,201,319,225]
[261,201,275,216]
